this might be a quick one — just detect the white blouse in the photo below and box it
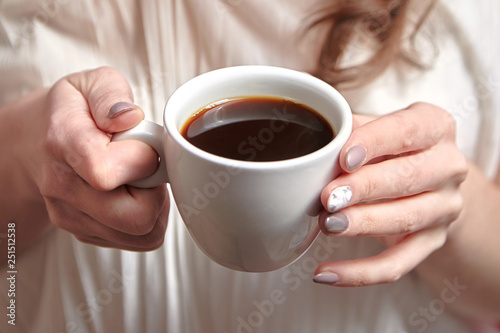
[0,0,498,332]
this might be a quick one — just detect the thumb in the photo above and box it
[57,66,158,190]
[67,66,144,133]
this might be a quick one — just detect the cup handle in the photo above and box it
[111,120,169,188]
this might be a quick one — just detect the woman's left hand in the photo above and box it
[313,102,468,287]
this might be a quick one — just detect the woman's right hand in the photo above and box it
[0,67,170,253]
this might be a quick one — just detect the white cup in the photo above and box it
[113,66,352,272]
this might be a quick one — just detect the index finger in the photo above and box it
[341,102,456,172]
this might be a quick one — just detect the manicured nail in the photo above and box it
[327,186,352,212]
[346,145,366,170]
[325,212,349,233]
[313,272,339,285]
[108,102,135,118]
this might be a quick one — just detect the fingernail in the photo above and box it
[346,145,366,170]
[327,186,352,212]
[313,272,339,285]
[108,102,135,118]
[325,212,349,233]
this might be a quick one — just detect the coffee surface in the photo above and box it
[181,96,334,161]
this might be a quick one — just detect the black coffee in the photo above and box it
[181,96,334,162]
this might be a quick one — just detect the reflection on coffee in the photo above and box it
[181,96,335,161]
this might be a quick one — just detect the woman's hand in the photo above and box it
[0,67,169,254]
[313,102,468,286]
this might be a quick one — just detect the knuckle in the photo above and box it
[133,216,157,236]
[133,218,167,251]
[81,139,121,191]
[394,113,419,150]
[382,264,405,284]
[107,188,166,236]
[88,66,120,82]
[409,103,456,142]
[407,101,429,110]
[85,164,114,191]
[446,192,464,224]
[74,235,96,246]
[394,163,419,195]
[349,268,371,287]
[83,155,119,191]
[112,204,158,236]
[142,226,167,251]
[362,173,378,199]
[49,212,66,230]
[452,155,469,184]
[433,107,457,141]
[393,206,420,234]
[431,228,448,250]
[96,65,117,74]
[440,109,457,136]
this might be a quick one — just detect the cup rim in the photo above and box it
[163,65,352,170]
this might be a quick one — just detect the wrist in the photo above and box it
[0,88,56,259]
[0,88,49,204]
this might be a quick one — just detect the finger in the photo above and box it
[74,202,169,251]
[82,185,168,235]
[313,226,447,286]
[75,235,166,252]
[46,198,169,251]
[66,66,145,133]
[318,188,463,237]
[48,76,159,190]
[82,185,168,236]
[340,103,456,172]
[321,142,467,212]
[44,169,168,235]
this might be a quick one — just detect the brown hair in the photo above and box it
[310,0,437,89]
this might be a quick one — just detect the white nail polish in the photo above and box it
[327,186,352,212]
